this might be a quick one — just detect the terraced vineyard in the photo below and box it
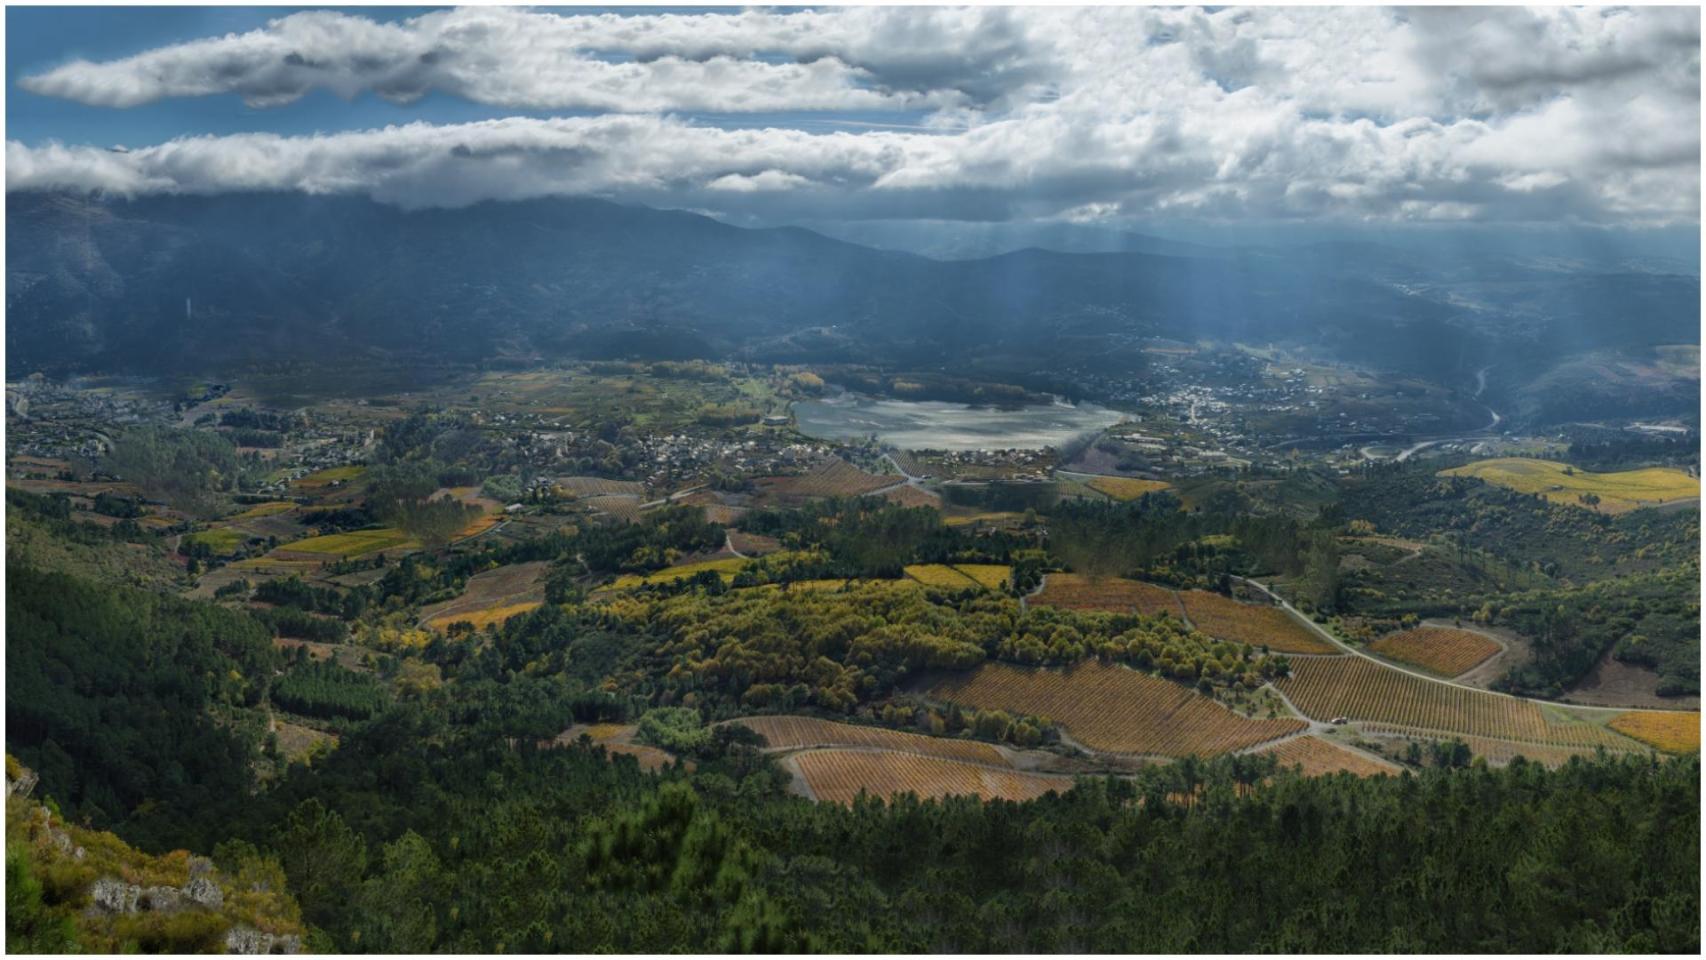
[553,476,646,498]
[1031,573,1184,617]
[1277,657,1642,748]
[766,458,895,499]
[928,661,1305,757]
[1085,476,1171,501]
[732,715,1008,765]
[1179,590,1339,654]
[791,748,1072,805]
[1258,736,1400,777]
[1360,724,1642,768]
[1368,626,1501,676]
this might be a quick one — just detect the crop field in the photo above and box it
[1608,711,1700,753]
[904,564,983,589]
[427,601,542,631]
[928,661,1306,757]
[554,476,646,499]
[1277,657,1643,748]
[731,716,1009,765]
[762,458,894,500]
[290,465,366,490]
[420,561,548,628]
[791,748,1072,805]
[1031,573,1184,617]
[952,564,1012,590]
[232,501,296,520]
[610,556,747,590]
[1368,627,1501,677]
[881,484,943,509]
[1257,736,1401,777]
[1440,457,1699,513]
[453,513,503,540]
[583,495,645,522]
[1178,590,1338,654]
[186,527,249,555]
[726,530,781,556]
[1359,724,1642,768]
[275,527,417,559]
[1086,476,1171,501]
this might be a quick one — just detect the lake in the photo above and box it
[792,394,1126,451]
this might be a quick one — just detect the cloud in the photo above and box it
[9,6,1699,225]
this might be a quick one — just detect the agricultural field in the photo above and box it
[609,556,747,590]
[582,495,645,521]
[275,527,418,559]
[1368,626,1501,677]
[554,476,646,499]
[1178,590,1339,654]
[1608,711,1701,753]
[880,484,943,509]
[759,457,895,500]
[731,716,1008,765]
[928,661,1306,757]
[232,501,296,520]
[1440,457,1699,513]
[952,564,1012,590]
[419,561,549,630]
[904,564,982,589]
[790,748,1072,805]
[1085,475,1171,501]
[547,723,684,772]
[1277,657,1648,749]
[290,465,367,491]
[1031,573,1183,617]
[185,526,249,555]
[1257,736,1401,778]
[1359,724,1641,768]
[726,530,781,556]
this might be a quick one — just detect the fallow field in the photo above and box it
[927,661,1306,757]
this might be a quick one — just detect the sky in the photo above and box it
[4,4,1702,234]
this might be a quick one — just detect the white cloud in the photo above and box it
[9,5,1699,225]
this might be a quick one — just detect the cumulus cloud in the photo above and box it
[9,5,1699,224]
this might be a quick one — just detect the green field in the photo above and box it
[1441,458,1698,513]
[277,527,417,558]
[232,501,297,520]
[185,527,248,555]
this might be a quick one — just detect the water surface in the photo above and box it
[793,394,1125,451]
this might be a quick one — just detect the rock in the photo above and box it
[88,878,140,914]
[187,855,215,878]
[136,885,183,912]
[183,876,224,909]
[224,926,302,954]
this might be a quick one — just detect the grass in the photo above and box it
[1086,476,1171,501]
[1441,458,1699,513]
[1608,711,1700,754]
[610,556,747,590]
[276,527,416,558]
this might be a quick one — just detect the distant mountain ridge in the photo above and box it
[5,191,1698,387]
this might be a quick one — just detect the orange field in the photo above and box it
[791,748,1072,805]
[1031,574,1184,618]
[1368,626,1501,676]
[732,715,1007,765]
[1608,711,1700,753]
[1258,736,1400,777]
[1277,657,1640,748]
[1178,590,1338,654]
[928,661,1305,757]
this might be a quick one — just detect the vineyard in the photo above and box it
[1359,724,1642,768]
[731,715,1008,765]
[1608,711,1701,753]
[1368,626,1501,676]
[881,484,943,509]
[610,556,747,590]
[1085,476,1171,501]
[927,661,1305,757]
[904,564,983,589]
[1031,573,1184,617]
[276,526,417,560]
[553,476,646,499]
[425,600,541,631]
[790,748,1072,805]
[1178,590,1338,654]
[1257,736,1401,778]
[420,561,548,630]
[1277,657,1642,748]
[762,458,895,500]
[583,494,645,522]
[953,564,1013,590]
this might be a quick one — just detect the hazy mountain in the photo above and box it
[6,192,1698,388]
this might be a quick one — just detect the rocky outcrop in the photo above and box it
[224,926,303,954]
